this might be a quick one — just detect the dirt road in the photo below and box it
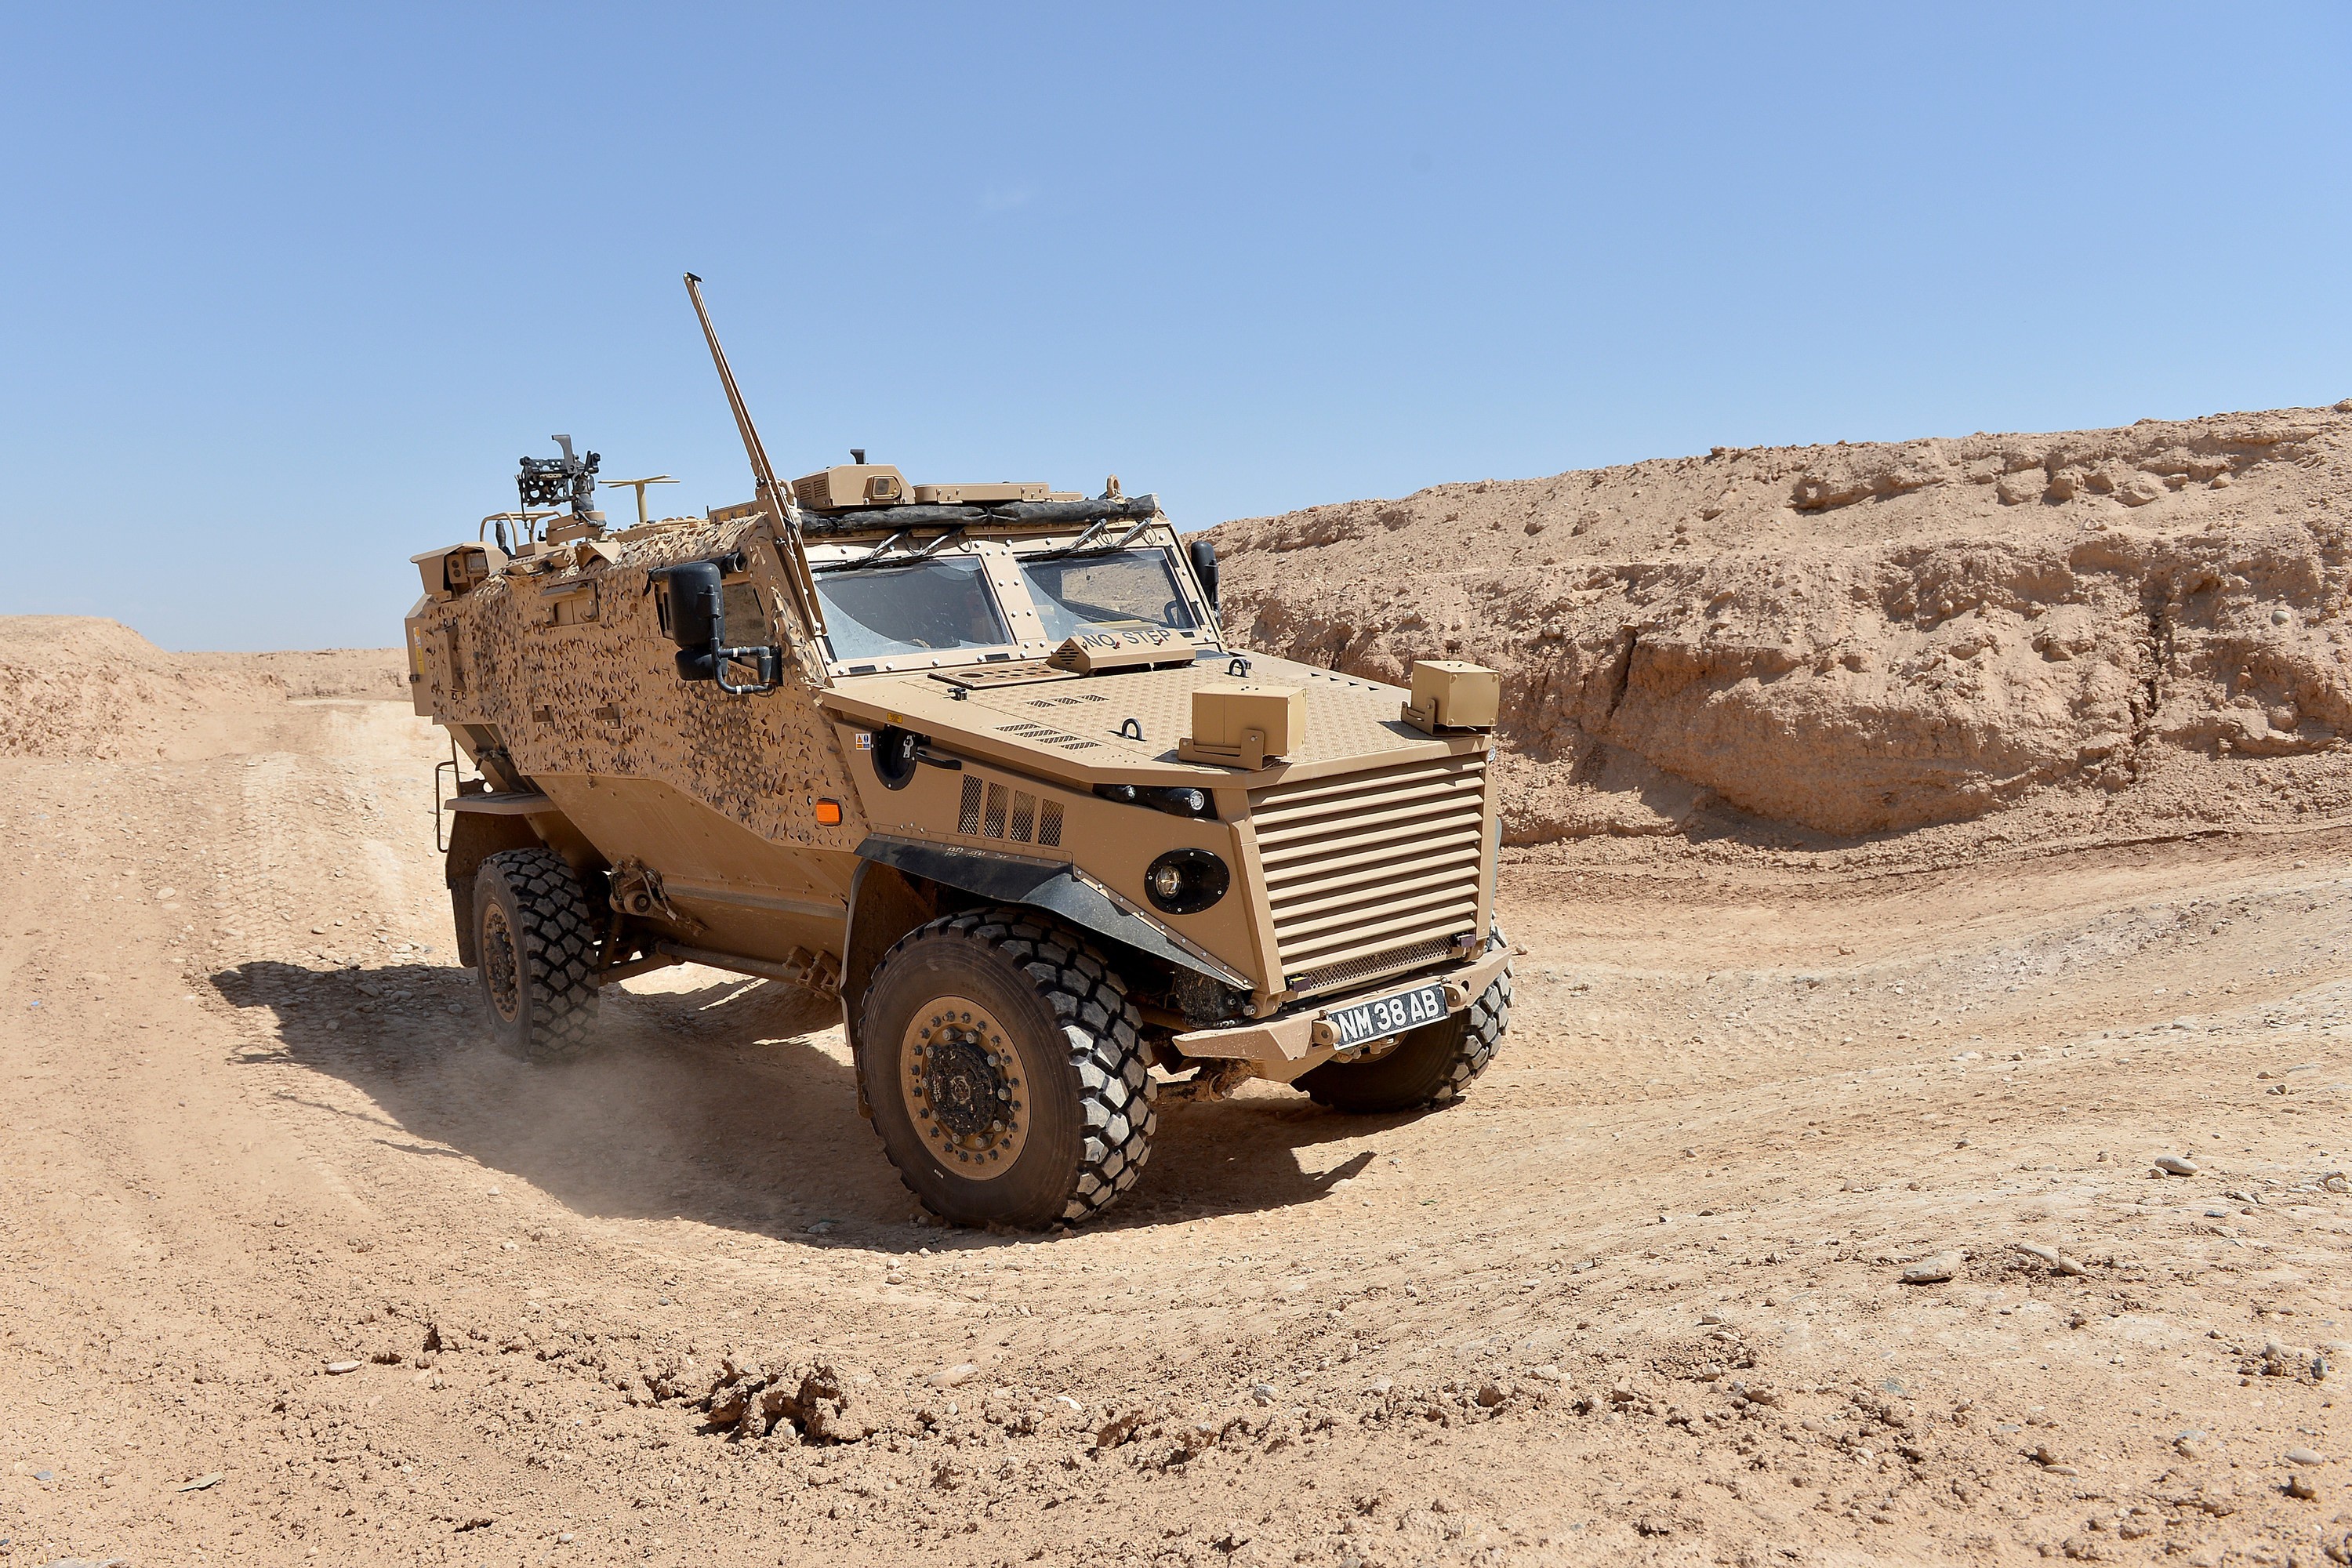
[4,681,2347,1566]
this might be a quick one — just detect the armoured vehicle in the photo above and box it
[404,276,1514,1228]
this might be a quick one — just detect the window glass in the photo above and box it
[1017,550,1198,643]
[814,557,1011,662]
[721,580,767,643]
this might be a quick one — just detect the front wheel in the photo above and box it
[855,908,1155,1229]
[1296,960,1512,1113]
[472,848,601,1062]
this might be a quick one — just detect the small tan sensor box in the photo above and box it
[789,464,909,509]
[1178,682,1305,769]
[1402,660,1500,733]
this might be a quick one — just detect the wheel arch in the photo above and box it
[847,837,1241,1025]
[842,860,945,1065]
[445,811,541,966]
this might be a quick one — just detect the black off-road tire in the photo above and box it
[472,848,601,1062]
[855,907,1155,1229]
[1296,960,1512,1114]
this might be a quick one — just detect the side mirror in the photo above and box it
[1186,538,1220,614]
[652,560,724,658]
[648,559,778,692]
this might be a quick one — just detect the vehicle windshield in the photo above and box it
[1018,549,1199,643]
[814,557,1012,661]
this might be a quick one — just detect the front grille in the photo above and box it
[1250,753,1488,986]
[1290,935,1460,998]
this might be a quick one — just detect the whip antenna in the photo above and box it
[682,273,829,644]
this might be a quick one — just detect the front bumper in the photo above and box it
[1168,944,1512,1079]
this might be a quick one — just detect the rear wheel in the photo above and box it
[856,908,1154,1229]
[473,848,601,1061]
[1296,960,1512,1113]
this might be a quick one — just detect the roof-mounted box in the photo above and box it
[1401,660,1500,733]
[911,482,1053,506]
[410,543,507,601]
[791,465,909,510]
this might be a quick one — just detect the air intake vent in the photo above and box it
[1250,753,1487,985]
[959,777,1069,848]
[1290,935,1460,998]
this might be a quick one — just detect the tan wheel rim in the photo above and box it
[898,996,1029,1180]
[481,904,521,1022]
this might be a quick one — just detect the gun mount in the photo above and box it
[517,435,605,542]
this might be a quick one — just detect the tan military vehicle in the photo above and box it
[403,276,1513,1228]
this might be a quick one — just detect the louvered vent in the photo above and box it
[958,777,1068,848]
[1250,753,1487,986]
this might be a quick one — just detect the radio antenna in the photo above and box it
[682,273,829,644]
[603,474,677,528]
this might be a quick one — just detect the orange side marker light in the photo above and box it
[814,799,844,826]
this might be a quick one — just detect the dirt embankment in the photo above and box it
[1208,405,2352,845]
[176,646,412,702]
[0,618,405,759]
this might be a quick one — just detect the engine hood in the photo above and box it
[816,653,1486,786]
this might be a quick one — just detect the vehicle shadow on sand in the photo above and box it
[209,960,1400,1248]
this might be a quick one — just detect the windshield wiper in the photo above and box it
[897,529,964,565]
[1025,520,1109,561]
[816,530,908,573]
[815,528,964,574]
[1030,520,1156,561]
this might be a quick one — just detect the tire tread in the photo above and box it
[477,848,601,1060]
[861,907,1155,1225]
[1299,949,1512,1113]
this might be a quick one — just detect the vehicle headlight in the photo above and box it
[1144,848,1229,915]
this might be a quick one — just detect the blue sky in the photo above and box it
[3,3,2348,649]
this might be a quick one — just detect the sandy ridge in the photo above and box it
[1208,405,2352,844]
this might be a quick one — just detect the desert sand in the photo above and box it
[3,408,2349,1566]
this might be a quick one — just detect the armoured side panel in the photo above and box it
[533,772,853,964]
[406,608,493,728]
[425,517,872,868]
[405,517,884,979]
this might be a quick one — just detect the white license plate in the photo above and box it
[1327,982,1449,1048]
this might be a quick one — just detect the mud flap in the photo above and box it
[445,811,541,967]
[842,858,942,1120]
